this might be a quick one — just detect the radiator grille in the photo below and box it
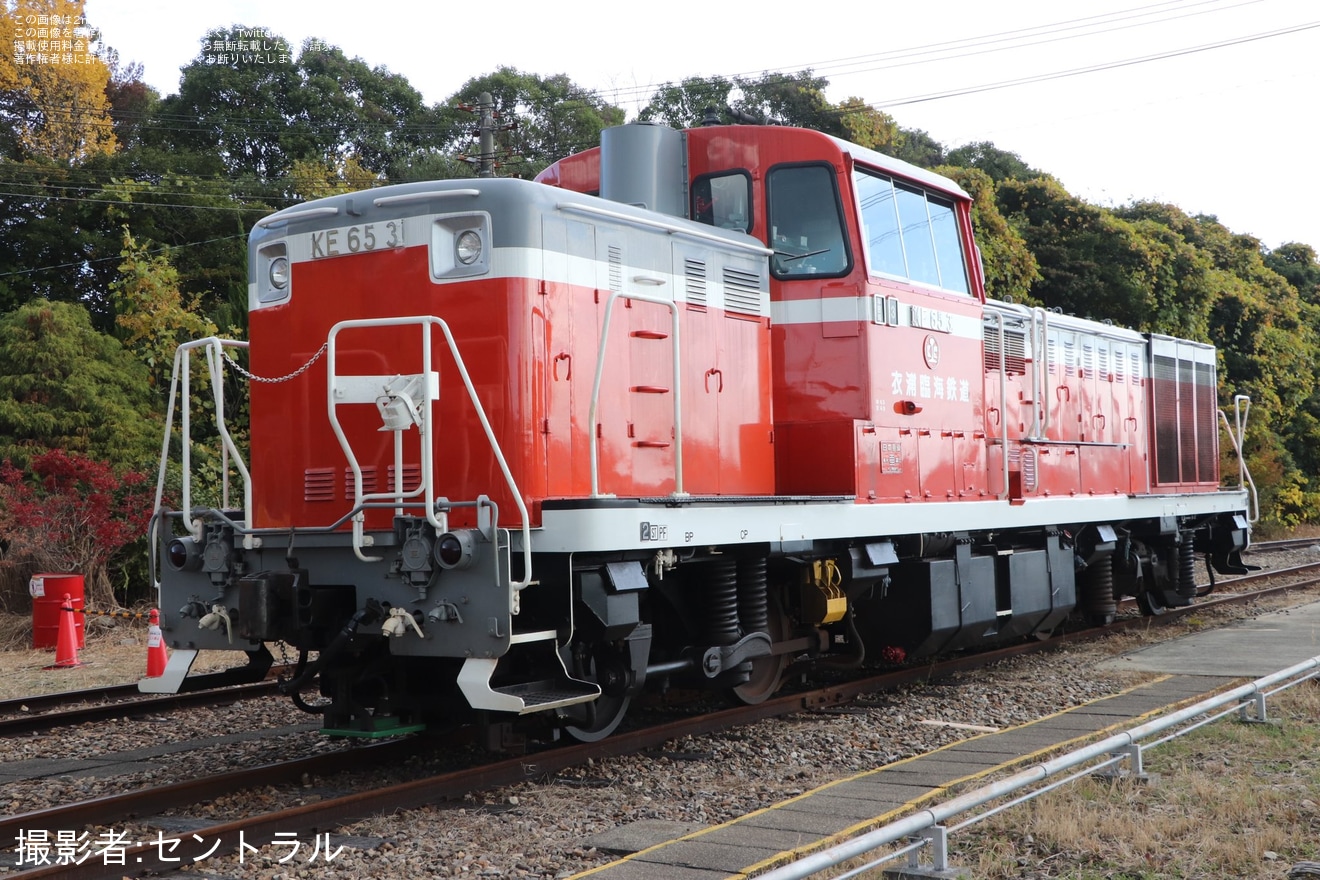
[1195,362,1218,481]
[1152,350,1217,484]
[1153,355,1180,484]
[983,325,1027,374]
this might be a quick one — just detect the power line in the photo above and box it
[0,232,249,281]
[589,0,1269,104]
[868,19,1320,108]
[0,189,276,211]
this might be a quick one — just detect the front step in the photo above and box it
[457,633,600,714]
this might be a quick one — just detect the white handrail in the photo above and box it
[152,337,252,544]
[326,316,533,588]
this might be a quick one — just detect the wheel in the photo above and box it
[730,599,790,706]
[1136,587,1169,616]
[561,642,636,743]
[562,693,631,743]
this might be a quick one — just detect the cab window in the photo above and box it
[853,168,969,295]
[767,164,850,278]
[691,171,751,232]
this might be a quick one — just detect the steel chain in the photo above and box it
[222,342,328,384]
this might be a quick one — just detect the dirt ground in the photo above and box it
[0,611,239,701]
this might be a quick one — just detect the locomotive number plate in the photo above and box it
[309,221,405,259]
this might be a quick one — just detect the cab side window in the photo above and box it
[767,164,850,278]
[691,171,751,233]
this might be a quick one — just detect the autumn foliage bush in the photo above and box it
[0,449,154,611]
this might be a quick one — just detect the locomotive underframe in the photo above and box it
[152,493,1250,737]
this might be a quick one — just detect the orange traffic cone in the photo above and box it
[46,593,82,669]
[146,608,168,678]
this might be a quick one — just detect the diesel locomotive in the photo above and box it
[145,121,1255,740]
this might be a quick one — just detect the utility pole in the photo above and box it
[458,91,515,177]
[477,92,496,178]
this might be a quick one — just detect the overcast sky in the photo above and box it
[84,0,1318,251]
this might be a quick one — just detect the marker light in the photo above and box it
[167,537,203,571]
[434,530,478,570]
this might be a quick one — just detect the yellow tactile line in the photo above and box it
[569,672,1235,879]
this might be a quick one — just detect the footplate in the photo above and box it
[457,648,600,715]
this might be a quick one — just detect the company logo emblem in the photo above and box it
[923,335,941,369]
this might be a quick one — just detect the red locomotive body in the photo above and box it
[246,179,774,535]
[149,122,1254,739]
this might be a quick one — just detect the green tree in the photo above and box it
[88,169,264,331]
[835,98,902,153]
[109,229,218,393]
[938,165,1038,303]
[637,75,734,129]
[730,70,838,131]
[889,126,945,169]
[0,299,158,469]
[287,155,380,201]
[996,179,1215,338]
[946,141,1039,183]
[1263,242,1320,305]
[296,41,447,174]
[152,26,307,179]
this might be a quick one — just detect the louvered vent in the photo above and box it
[983,325,1027,374]
[1064,339,1076,376]
[344,466,379,499]
[723,266,763,316]
[685,258,708,308]
[304,468,336,503]
[1021,447,1038,491]
[608,245,622,292]
[387,464,422,493]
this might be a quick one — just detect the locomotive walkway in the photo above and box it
[571,599,1320,880]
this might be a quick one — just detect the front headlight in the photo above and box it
[268,256,290,289]
[456,230,482,265]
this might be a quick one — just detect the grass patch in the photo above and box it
[950,684,1320,878]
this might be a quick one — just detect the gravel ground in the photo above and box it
[2,544,1318,879]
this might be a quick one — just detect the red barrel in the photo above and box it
[30,573,85,650]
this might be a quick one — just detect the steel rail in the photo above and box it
[0,680,281,738]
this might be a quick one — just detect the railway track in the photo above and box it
[1243,537,1320,553]
[0,680,282,738]
[6,565,1319,880]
